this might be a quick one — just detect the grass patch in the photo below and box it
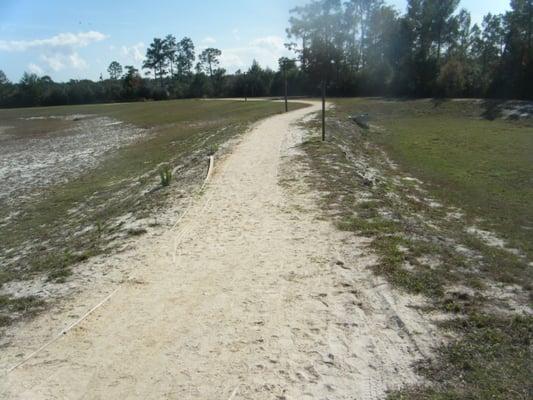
[159,165,173,187]
[0,295,46,326]
[338,216,399,236]
[335,98,533,259]
[391,314,533,400]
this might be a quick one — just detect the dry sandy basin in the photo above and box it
[0,115,147,209]
[0,102,439,399]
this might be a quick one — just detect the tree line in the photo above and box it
[287,0,532,98]
[0,34,290,108]
[0,0,531,108]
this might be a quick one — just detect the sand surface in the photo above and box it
[1,101,437,399]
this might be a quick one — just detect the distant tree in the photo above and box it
[19,72,43,106]
[247,60,264,97]
[365,4,400,92]
[189,70,212,97]
[437,58,466,96]
[199,48,222,77]
[164,34,178,76]
[499,0,533,97]
[107,61,123,80]
[0,70,8,85]
[344,0,384,70]
[177,37,195,79]
[449,9,474,60]
[0,70,9,103]
[470,13,506,92]
[287,0,342,84]
[122,65,143,98]
[428,0,460,65]
[143,38,168,87]
[211,67,227,96]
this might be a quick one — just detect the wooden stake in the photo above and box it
[284,72,288,112]
[321,80,326,141]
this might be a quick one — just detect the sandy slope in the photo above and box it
[1,101,438,399]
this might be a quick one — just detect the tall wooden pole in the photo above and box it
[321,80,326,141]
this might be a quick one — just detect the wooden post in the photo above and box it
[284,72,288,113]
[321,80,326,141]
[244,73,247,102]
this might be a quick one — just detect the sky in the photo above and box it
[0,0,511,82]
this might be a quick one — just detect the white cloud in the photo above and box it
[232,29,241,41]
[250,36,286,51]
[27,63,44,75]
[69,52,87,69]
[1,31,105,78]
[202,36,217,45]
[41,54,64,71]
[40,52,87,72]
[0,31,107,52]
[219,35,291,72]
[121,42,145,63]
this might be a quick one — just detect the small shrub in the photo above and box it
[207,143,219,156]
[159,165,172,187]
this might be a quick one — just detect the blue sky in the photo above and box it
[0,0,511,82]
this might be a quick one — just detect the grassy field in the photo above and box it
[334,98,533,258]
[0,99,306,326]
[298,98,532,399]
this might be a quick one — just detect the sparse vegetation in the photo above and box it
[207,143,219,156]
[159,165,173,187]
[298,98,532,399]
[0,295,46,327]
[335,98,533,259]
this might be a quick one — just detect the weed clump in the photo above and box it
[207,143,219,156]
[0,295,46,326]
[159,165,172,187]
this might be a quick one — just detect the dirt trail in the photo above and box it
[1,101,437,399]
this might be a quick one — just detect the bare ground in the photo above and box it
[0,115,147,209]
[0,102,439,399]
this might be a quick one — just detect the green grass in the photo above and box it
[334,98,533,258]
[297,98,532,399]
[159,164,173,187]
[0,99,307,325]
[390,315,533,400]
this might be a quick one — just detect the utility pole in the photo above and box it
[321,79,326,141]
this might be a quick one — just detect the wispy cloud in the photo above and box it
[219,35,291,72]
[121,42,145,63]
[202,36,217,45]
[27,63,44,75]
[0,31,107,52]
[0,31,106,77]
[40,52,88,72]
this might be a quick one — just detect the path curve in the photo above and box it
[1,101,435,399]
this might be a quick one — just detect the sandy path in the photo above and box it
[1,102,436,399]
